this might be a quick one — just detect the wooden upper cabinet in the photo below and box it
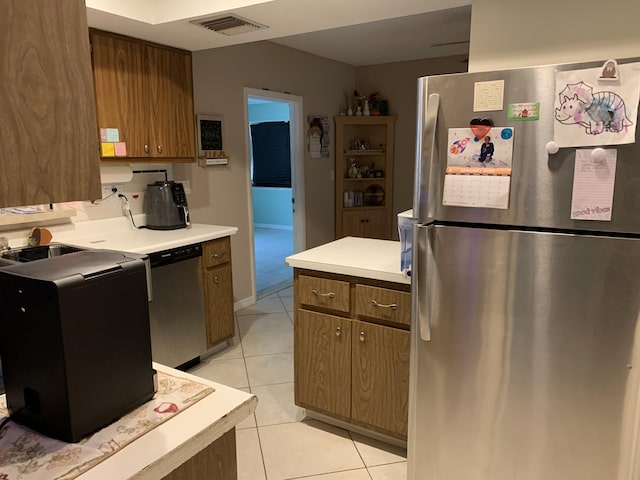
[89,29,196,162]
[91,32,148,158]
[147,45,196,159]
[0,0,101,208]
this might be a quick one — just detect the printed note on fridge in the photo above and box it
[571,149,617,221]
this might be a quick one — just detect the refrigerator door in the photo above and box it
[415,58,640,235]
[408,223,640,480]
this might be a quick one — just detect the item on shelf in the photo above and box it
[348,158,358,178]
[369,92,381,116]
[364,184,385,206]
[380,100,389,116]
[343,191,364,208]
[363,100,370,116]
[351,138,370,151]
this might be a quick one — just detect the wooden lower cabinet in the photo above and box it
[341,209,387,239]
[351,320,410,437]
[293,269,410,440]
[202,238,235,349]
[295,310,351,420]
[161,428,237,480]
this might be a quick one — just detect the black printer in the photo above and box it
[0,250,156,442]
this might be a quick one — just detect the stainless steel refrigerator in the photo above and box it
[409,58,640,479]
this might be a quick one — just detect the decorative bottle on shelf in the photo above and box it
[347,105,353,116]
[363,100,370,116]
[356,105,362,116]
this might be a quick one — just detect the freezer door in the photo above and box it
[415,58,640,234]
[408,224,640,480]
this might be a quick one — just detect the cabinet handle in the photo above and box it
[211,252,226,259]
[214,275,219,284]
[157,145,163,154]
[144,144,150,154]
[359,331,365,342]
[371,300,397,310]
[312,289,335,298]
[335,327,341,337]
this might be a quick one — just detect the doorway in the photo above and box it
[244,88,305,299]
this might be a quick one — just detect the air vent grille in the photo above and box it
[191,15,268,36]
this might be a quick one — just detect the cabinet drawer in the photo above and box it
[355,285,410,326]
[299,275,350,313]
[202,237,231,268]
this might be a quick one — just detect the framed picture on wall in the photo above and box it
[196,114,228,162]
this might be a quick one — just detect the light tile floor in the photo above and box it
[254,226,293,299]
[188,287,408,480]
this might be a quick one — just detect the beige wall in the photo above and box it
[469,0,640,71]
[355,55,468,236]
[174,41,354,305]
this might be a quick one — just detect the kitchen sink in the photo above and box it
[0,243,85,265]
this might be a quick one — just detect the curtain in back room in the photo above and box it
[251,121,291,188]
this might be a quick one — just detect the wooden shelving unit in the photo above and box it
[335,115,396,240]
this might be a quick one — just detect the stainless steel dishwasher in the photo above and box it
[148,243,206,369]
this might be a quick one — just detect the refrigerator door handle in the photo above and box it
[415,92,440,224]
[412,223,433,341]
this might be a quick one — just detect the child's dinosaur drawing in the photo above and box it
[554,81,633,135]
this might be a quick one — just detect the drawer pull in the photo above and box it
[370,300,397,310]
[335,327,341,337]
[312,289,335,299]
[359,331,365,342]
[211,252,226,259]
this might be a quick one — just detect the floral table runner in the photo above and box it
[0,372,214,480]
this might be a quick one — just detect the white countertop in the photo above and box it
[78,363,257,480]
[286,237,410,284]
[3,216,238,254]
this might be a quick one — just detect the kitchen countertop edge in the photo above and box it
[77,362,257,480]
[286,237,410,285]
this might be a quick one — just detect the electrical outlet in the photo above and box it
[100,184,125,199]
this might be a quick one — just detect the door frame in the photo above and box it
[243,87,306,298]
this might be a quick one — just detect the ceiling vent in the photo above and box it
[191,14,268,36]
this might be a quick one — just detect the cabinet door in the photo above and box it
[295,310,351,420]
[203,263,234,349]
[362,210,387,239]
[351,320,410,438]
[90,31,149,158]
[341,211,364,238]
[147,45,196,159]
[0,0,101,208]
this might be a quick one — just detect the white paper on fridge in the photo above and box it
[554,63,640,147]
[571,149,617,221]
[443,175,511,209]
[442,127,514,209]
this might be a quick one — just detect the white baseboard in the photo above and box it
[234,295,256,312]
[254,223,293,231]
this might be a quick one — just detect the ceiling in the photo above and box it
[85,0,472,67]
